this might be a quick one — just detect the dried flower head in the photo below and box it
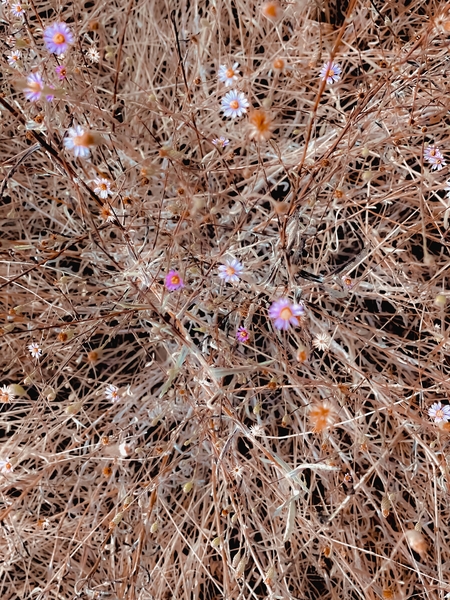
[320,61,342,84]
[165,270,184,291]
[273,57,285,71]
[221,90,249,119]
[218,62,240,86]
[218,259,244,284]
[261,1,282,20]
[405,529,427,556]
[99,203,115,222]
[313,333,331,352]
[86,46,100,63]
[248,108,274,142]
[43,22,74,55]
[309,401,338,433]
[0,458,13,474]
[296,344,308,362]
[269,298,305,330]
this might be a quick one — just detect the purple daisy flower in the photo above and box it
[218,259,244,284]
[165,270,184,292]
[24,72,44,102]
[43,22,74,55]
[269,298,305,330]
[428,401,450,423]
[236,327,250,343]
[320,61,342,84]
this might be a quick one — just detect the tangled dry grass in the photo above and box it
[2,0,450,598]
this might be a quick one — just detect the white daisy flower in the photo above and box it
[28,342,42,358]
[86,46,100,63]
[7,49,21,67]
[221,90,249,119]
[94,177,113,199]
[218,259,244,283]
[218,62,240,86]
[105,384,119,402]
[231,464,244,479]
[0,385,15,403]
[0,458,13,474]
[64,125,91,158]
[428,401,450,423]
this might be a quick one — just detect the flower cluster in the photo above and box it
[424,145,446,171]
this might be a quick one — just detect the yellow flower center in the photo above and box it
[53,33,65,44]
[280,307,293,320]
[226,68,235,78]
[230,100,239,110]
[171,275,180,285]
[436,409,444,420]
[28,81,42,92]
[99,183,108,190]
[226,266,236,276]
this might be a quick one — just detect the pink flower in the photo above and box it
[55,64,67,80]
[236,327,250,343]
[24,73,44,102]
[428,401,450,423]
[165,270,184,291]
[269,298,305,330]
[43,22,74,55]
